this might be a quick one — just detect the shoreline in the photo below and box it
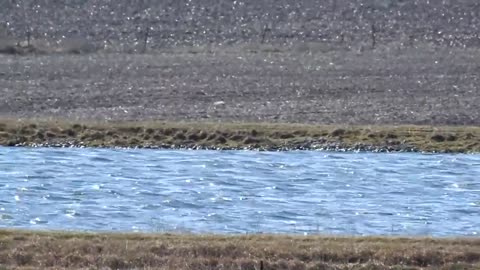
[0,229,479,269]
[0,119,479,153]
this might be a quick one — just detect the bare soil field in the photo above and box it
[0,46,479,126]
[1,0,480,50]
[0,1,479,126]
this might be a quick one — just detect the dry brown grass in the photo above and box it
[0,230,479,270]
[0,118,479,153]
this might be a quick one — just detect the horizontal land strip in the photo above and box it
[0,118,479,152]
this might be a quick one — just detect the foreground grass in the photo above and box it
[0,230,479,269]
[0,118,479,152]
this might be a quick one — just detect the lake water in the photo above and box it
[1,147,479,236]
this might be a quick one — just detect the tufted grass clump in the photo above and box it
[0,118,478,152]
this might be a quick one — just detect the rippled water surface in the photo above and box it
[1,147,479,236]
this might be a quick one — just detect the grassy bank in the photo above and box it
[0,119,479,152]
[0,230,479,269]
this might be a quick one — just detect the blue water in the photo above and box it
[0,147,479,236]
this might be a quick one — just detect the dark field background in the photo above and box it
[2,0,480,49]
[0,0,479,125]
